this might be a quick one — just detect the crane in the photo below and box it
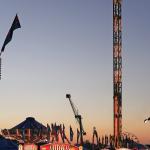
[66,94,86,145]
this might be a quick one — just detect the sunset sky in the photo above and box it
[0,0,150,144]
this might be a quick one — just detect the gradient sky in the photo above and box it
[0,0,150,144]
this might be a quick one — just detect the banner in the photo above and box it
[40,143,79,150]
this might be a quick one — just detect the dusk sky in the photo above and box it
[0,0,150,144]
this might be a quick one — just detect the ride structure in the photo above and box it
[113,0,122,147]
[66,94,86,145]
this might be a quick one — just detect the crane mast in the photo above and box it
[113,0,122,147]
[66,94,86,145]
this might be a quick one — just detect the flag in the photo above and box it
[93,128,98,138]
[98,137,101,144]
[47,123,51,133]
[1,14,21,53]
[47,123,51,142]
[62,124,66,142]
[102,136,104,145]
[70,125,74,142]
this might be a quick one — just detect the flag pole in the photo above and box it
[0,14,21,80]
[0,53,2,80]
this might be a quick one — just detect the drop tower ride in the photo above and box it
[113,0,122,147]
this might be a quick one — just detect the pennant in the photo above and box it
[1,14,21,53]
[47,123,51,133]
[93,128,98,138]
[47,123,51,142]
[62,124,66,141]
[70,125,74,142]
[102,136,104,145]
[99,137,101,144]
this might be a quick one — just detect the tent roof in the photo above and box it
[10,117,47,130]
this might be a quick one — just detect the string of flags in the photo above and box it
[40,123,74,144]
[0,14,21,79]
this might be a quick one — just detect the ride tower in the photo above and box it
[113,0,122,147]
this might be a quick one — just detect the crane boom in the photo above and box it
[66,94,86,145]
[66,94,78,117]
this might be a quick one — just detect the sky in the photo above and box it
[0,0,150,144]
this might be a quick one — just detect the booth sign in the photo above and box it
[40,143,79,150]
